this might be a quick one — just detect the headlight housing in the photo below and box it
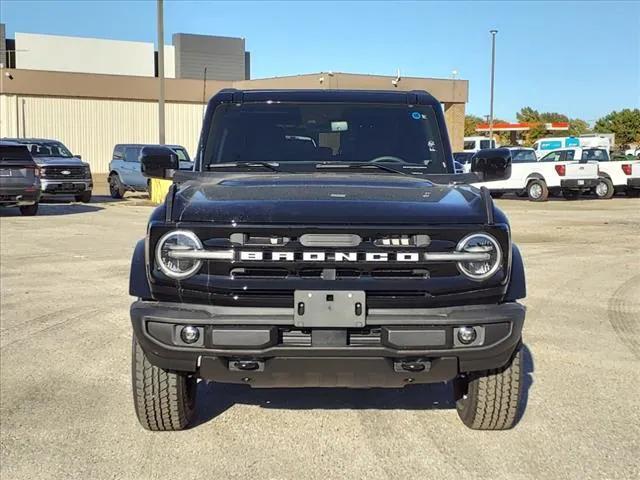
[456,233,502,280]
[155,230,203,279]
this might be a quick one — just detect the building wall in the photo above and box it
[15,33,156,77]
[174,33,246,81]
[444,103,465,152]
[1,95,203,173]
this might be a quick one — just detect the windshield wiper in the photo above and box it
[206,161,280,172]
[316,162,416,178]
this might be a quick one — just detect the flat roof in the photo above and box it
[0,69,468,104]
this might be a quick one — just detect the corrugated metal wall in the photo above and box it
[0,95,204,173]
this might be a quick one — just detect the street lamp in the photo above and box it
[157,0,165,145]
[489,29,498,147]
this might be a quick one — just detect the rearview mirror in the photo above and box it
[471,148,512,182]
[140,145,179,179]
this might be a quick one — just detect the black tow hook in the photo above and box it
[233,360,260,371]
[400,361,426,372]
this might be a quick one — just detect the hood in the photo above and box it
[33,156,85,166]
[172,173,488,225]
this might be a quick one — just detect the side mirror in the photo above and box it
[74,154,82,160]
[471,148,512,182]
[140,145,179,179]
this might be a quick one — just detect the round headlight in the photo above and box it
[456,233,502,280]
[155,230,203,279]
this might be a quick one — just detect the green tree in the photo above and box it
[464,115,483,136]
[594,109,640,146]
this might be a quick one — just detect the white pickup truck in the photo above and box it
[473,147,600,201]
[558,148,640,198]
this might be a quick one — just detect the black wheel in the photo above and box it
[19,203,38,216]
[74,191,92,203]
[132,336,197,431]
[490,192,504,199]
[562,190,580,200]
[626,189,640,198]
[455,344,523,430]
[526,179,548,202]
[109,174,125,199]
[595,177,615,199]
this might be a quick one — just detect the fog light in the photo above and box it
[180,326,200,344]
[457,326,477,345]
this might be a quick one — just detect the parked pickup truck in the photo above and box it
[561,148,640,198]
[2,138,93,202]
[474,146,600,201]
[108,144,193,199]
[129,89,527,431]
[0,141,41,215]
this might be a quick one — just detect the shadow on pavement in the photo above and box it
[191,343,535,429]
[0,203,103,216]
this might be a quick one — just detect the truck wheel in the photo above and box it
[19,203,39,216]
[595,178,615,199]
[455,344,523,430]
[131,336,197,431]
[526,180,548,202]
[74,191,92,203]
[562,190,580,200]
[109,174,125,199]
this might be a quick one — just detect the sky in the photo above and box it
[1,0,638,122]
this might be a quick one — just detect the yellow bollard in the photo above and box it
[149,179,172,204]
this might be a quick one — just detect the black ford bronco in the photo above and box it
[129,89,526,431]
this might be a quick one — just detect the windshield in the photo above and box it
[202,102,448,173]
[23,142,73,158]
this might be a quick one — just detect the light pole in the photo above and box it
[157,0,165,145]
[489,29,498,147]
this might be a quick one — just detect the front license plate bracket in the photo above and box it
[294,290,366,328]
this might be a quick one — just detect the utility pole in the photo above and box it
[157,0,165,144]
[489,29,498,147]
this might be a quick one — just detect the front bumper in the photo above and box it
[628,177,640,189]
[561,178,598,190]
[0,186,41,206]
[131,300,525,387]
[41,179,93,195]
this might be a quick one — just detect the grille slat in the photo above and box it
[42,166,87,179]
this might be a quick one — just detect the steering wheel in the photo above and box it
[370,156,407,164]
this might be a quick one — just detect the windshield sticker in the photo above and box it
[411,111,422,120]
[428,140,437,152]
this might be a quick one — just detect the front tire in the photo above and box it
[19,203,38,216]
[109,174,125,199]
[527,179,548,202]
[131,336,197,431]
[74,191,92,203]
[455,344,523,430]
[595,177,615,199]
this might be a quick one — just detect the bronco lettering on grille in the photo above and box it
[238,251,422,262]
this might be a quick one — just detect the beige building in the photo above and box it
[0,69,467,173]
[0,31,467,173]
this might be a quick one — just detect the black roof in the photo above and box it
[1,138,64,145]
[209,89,442,108]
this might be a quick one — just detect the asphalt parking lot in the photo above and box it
[1,193,639,480]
